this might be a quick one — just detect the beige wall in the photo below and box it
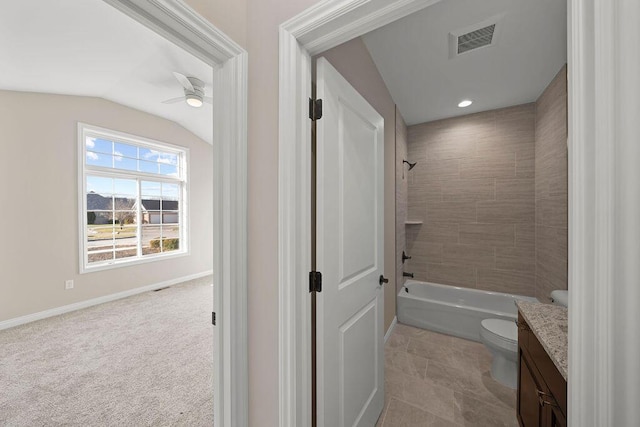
[188,0,322,423]
[184,2,313,422]
[0,90,213,322]
[535,65,568,301]
[186,1,423,425]
[184,0,247,48]
[320,37,400,333]
[406,104,537,296]
[244,1,319,425]
[395,109,408,294]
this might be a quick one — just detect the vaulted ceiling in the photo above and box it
[0,0,213,143]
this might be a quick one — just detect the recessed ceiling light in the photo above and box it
[458,100,473,108]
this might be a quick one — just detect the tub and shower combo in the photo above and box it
[397,280,541,388]
[397,280,537,342]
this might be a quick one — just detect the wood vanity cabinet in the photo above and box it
[517,313,567,427]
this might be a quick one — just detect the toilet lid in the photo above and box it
[481,319,517,342]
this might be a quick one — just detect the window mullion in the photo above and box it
[111,181,116,263]
[84,173,89,268]
[160,182,164,254]
[137,179,142,258]
[84,166,183,184]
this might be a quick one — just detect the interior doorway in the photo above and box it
[279,0,640,426]
[0,1,248,426]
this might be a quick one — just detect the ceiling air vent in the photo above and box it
[457,24,495,54]
[449,15,503,59]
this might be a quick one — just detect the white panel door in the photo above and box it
[315,57,385,427]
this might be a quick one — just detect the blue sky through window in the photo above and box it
[87,176,136,196]
[86,176,113,195]
[114,142,137,159]
[86,137,180,177]
[162,183,179,199]
[86,137,112,154]
[87,177,178,200]
[141,181,161,198]
[114,179,136,196]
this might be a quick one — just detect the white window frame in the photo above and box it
[78,122,190,273]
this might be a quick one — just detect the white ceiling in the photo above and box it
[362,0,567,125]
[0,0,214,143]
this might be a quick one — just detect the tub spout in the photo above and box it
[403,272,414,278]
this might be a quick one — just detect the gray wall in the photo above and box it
[405,104,537,296]
[0,90,213,322]
[535,65,568,301]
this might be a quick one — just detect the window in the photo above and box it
[79,123,188,272]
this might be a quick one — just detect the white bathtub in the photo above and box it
[397,280,538,342]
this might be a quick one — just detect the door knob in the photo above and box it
[379,275,389,286]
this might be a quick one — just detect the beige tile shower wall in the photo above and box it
[395,108,408,294]
[406,104,537,296]
[535,65,568,301]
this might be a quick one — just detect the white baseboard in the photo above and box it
[0,270,213,331]
[384,316,398,343]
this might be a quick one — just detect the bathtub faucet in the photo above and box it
[403,272,414,278]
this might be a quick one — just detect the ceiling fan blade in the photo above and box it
[173,72,194,92]
[162,96,184,104]
[204,96,213,105]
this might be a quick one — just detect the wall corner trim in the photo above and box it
[384,316,398,343]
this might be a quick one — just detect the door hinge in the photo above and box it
[212,312,216,326]
[309,271,322,293]
[309,98,323,121]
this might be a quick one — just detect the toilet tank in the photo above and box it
[550,290,568,307]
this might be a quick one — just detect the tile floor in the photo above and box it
[376,323,518,427]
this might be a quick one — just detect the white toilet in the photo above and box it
[480,290,568,389]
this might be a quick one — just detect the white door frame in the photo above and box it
[279,0,640,426]
[104,2,248,427]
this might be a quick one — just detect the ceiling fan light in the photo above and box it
[186,93,203,108]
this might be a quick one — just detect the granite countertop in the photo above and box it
[516,300,568,381]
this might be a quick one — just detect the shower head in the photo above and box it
[403,159,417,171]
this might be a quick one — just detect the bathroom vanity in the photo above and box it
[516,302,568,427]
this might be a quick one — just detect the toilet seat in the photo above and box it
[480,319,517,352]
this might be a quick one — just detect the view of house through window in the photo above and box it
[80,124,188,271]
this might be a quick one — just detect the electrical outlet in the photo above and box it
[65,280,74,290]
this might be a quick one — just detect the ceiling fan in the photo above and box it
[162,72,212,108]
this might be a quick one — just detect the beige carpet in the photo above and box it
[0,275,214,426]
